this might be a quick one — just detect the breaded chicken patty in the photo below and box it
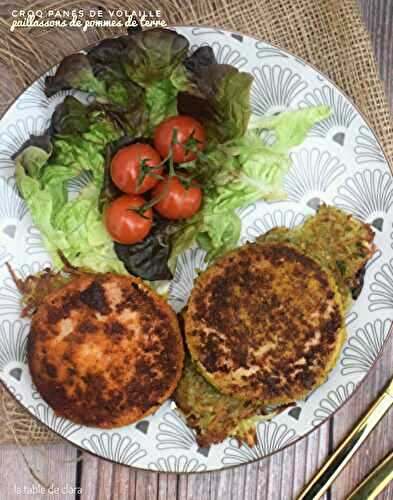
[185,243,345,405]
[28,273,184,428]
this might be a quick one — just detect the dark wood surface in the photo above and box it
[1,1,392,498]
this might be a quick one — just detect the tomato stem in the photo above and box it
[135,157,164,191]
[128,128,202,213]
[129,178,171,215]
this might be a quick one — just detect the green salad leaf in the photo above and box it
[52,183,126,272]
[114,214,178,281]
[16,154,126,273]
[14,98,126,274]
[122,28,189,87]
[24,29,333,282]
[193,63,253,142]
[45,29,190,138]
[170,105,331,264]
[45,34,253,143]
[145,79,178,130]
[51,96,92,135]
[13,134,53,178]
[87,35,130,76]
[45,54,107,100]
[248,106,332,153]
[178,46,253,142]
[48,97,123,187]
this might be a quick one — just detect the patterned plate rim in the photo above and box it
[1,24,392,474]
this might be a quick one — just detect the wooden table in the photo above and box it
[1,2,392,499]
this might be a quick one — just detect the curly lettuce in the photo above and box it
[14,98,126,274]
[171,106,332,263]
[122,28,189,86]
[44,30,254,145]
[45,29,190,138]
[28,29,332,280]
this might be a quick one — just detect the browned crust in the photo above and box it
[185,243,345,404]
[28,273,184,428]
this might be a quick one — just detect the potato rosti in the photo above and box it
[259,205,376,304]
[174,355,277,447]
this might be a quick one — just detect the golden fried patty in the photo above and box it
[185,243,345,405]
[28,273,184,428]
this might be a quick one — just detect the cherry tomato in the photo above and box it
[152,176,202,220]
[154,116,206,163]
[105,195,153,244]
[110,143,162,194]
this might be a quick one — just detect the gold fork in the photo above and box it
[298,377,393,499]
[346,449,393,500]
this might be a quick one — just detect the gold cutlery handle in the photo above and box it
[346,450,393,500]
[298,387,393,500]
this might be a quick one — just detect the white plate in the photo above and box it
[0,26,392,473]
